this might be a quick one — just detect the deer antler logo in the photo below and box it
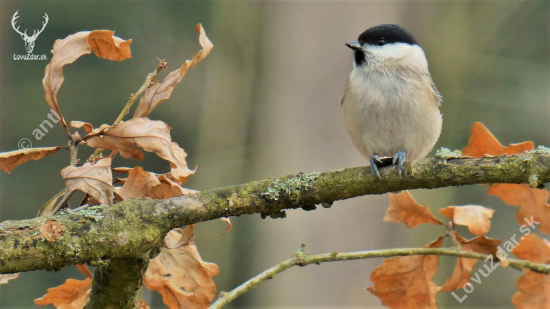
[11,11,49,54]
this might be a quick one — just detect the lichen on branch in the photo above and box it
[1,150,550,275]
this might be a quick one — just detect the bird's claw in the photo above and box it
[392,150,407,177]
[370,155,383,179]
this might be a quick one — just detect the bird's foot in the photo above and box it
[392,150,407,177]
[370,155,384,179]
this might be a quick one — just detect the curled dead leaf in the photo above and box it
[221,218,232,235]
[0,147,62,174]
[37,189,66,217]
[462,122,534,157]
[114,166,160,200]
[439,205,495,236]
[145,226,219,309]
[133,23,213,118]
[70,121,94,134]
[88,30,132,61]
[43,31,132,134]
[147,174,197,199]
[61,157,113,205]
[384,191,443,228]
[82,118,195,185]
[367,237,443,309]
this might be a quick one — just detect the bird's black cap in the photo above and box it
[358,24,418,46]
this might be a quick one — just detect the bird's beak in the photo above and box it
[345,41,362,51]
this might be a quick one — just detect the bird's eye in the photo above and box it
[377,39,385,46]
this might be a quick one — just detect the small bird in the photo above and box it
[341,24,442,178]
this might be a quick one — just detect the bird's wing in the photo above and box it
[428,76,443,107]
[341,77,350,106]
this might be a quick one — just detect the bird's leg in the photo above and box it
[369,154,384,179]
[392,150,407,176]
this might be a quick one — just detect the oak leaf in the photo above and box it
[439,235,502,292]
[114,166,160,200]
[133,24,213,118]
[462,122,534,157]
[511,234,550,264]
[384,191,443,228]
[147,174,197,199]
[512,270,550,309]
[145,226,219,309]
[139,300,150,309]
[61,157,113,205]
[439,205,495,236]
[82,118,195,185]
[488,184,550,234]
[0,147,62,173]
[366,237,443,309]
[43,31,132,133]
[34,265,93,308]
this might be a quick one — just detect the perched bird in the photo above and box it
[341,24,442,177]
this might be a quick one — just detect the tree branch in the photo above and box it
[1,150,550,274]
[209,245,550,308]
[85,255,150,309]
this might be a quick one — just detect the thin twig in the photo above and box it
[52,138,79,214]
[92,60,165,157]
[209,245,550,308]
[3,152,550,274]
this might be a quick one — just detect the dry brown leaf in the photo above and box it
[61,157,113,205]
[88,30,132,61]
[82,118,195,184]
[462,122,534,157]
[114,166,160,200]
[488,184,550,234]
[460,235,502,257]
[384,191,443,228]
[438,254,478,292]
[221,218,232,235]
[43,31,132,133]
[0,273,19,285]
[439,205,495,236]
[133,24,213,118]
[145,226,219,309]
[0,147,62,173]
[34,277,92,308]
[38,189,66,217]
[439,234,502,292]
[512,270,550,309]
[75,265,93,278]
[70,121,94,134]
[366,237,443,309]
[147,174,197,199]
[511,234,550,264]
[139,300,150,309]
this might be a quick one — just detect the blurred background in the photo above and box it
[0,1,548,308]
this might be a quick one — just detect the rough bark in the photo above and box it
[1,151,550,275]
